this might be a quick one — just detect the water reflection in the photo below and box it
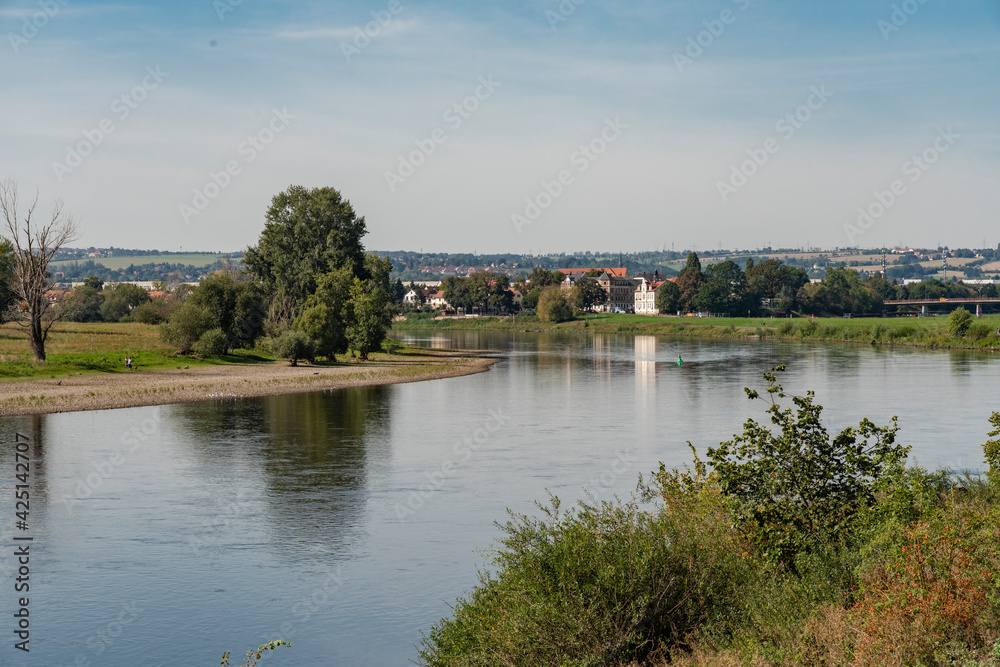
[169,386,392,562]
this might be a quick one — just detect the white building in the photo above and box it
[428,291,450,309]
[634,278,668,315]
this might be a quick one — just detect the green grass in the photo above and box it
[394,312,1000,351]
[51,253,226,271]
[0,321,273,380]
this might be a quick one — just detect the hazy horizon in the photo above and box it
[3,0,998,254]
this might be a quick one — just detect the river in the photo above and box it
[1,332,997,665]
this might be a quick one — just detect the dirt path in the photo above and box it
[0,353,500,416]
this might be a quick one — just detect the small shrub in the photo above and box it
[132,301,166,325]
[193,328,227,356]
[949,307,973,338]
[777,320,795,335]
[160,303,214,353]
[270,329,315,366]
[968,322,991,342]
[850,520,990,666]
[799,319,819,337]
[871,323,888,340]
[818,324,839,338]
[707,366,907,566]
[419,486,755,667]
[221,640,290,667]
[984,412,1000,492]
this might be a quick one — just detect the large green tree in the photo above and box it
[693,260,750,315]
[797,267,881,316]
[675,252,705,312]
[161,273,266,353]
[63,285,104,322]
[745,258,809,311]
[346,276,394,360]
[100,283,151,322]
[571,276,606,311]
[655,281,680,314]
[243,185,368,316]
[442,271,513,312]
[537,286,573,323]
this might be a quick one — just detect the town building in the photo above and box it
[634,278,667,315]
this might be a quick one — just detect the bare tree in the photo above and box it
[0,179,79,361]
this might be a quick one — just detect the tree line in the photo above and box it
[0,182,396,363]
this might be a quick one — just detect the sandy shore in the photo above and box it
[0,352,500,416]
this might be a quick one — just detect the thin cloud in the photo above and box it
[275,19,418,41]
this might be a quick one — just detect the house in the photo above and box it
[428,291,450,309]
[634,278,667,315]
[595,272,638,313]
[403,289,420,305]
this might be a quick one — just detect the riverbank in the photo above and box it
[395,312,1000,351]
[0,351,499,416]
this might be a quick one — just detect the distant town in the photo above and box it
[51,245,1000,286]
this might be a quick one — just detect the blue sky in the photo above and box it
[1,0,998,253]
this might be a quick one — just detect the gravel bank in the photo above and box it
[0,353,499,416]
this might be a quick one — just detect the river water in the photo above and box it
[1,332,997,665]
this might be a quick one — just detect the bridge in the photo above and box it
[884,297,1000,316]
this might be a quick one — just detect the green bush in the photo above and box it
[950,307,973,337]
[193,328,228,356]
[799,319,819,337]
[818,324,839,338]
[269,329,314,366]
[132,301,166,325]
[419,487,754,667]
[160,303,214,354]
[968,322,992,341]
[777,320,795,335]
[537,286,573,323]
[706,366,907,567]
[871,323,888,340]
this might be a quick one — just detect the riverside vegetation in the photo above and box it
[419,368,1000,667]
[396,308,1000,352]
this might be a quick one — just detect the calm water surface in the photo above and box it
[1,332,998,665]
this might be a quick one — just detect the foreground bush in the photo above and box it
[419,483,754,666]
[420,375,1000,667]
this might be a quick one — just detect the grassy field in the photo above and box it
[0,321,258,379]
[395,311,1000,351]
[51,253,227,271]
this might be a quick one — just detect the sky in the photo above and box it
[1,0,998,254]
